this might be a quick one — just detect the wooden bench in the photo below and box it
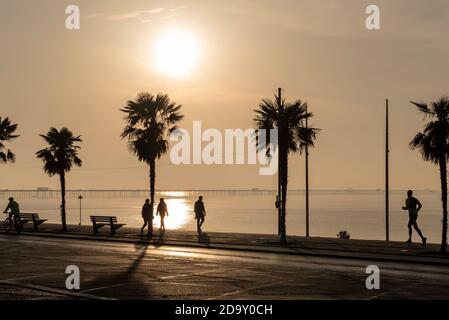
[90,216,126,236]
[17,213,47,231]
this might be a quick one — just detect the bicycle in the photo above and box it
[3,213,21,233]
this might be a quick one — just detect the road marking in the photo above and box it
[208,279,292,300]
[153,281,213,287]
[1,275,45,282]
[80,283,126,294]
[160,270,214,280]
[367,290,391,300]
[0,280,118,300]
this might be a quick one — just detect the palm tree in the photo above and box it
[0,117,19,164]
[120,93,184,236]
[410,96,449,254]
[36,128,82,231]
[254,90,319,244]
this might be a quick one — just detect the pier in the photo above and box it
[0,189,281,199]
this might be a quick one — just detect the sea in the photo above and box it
[1,190,446,243]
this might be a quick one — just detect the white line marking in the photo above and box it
[0,280,117,300]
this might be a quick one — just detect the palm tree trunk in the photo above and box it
[148,157,156,237]
[439,156,448,255]
[59,170,67,232]
[280,151,288,244]
[277,112,288,245]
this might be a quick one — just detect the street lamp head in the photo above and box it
[78,195,83,200]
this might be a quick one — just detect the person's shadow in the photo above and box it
[197,232,211,245]
[153,231,166,248]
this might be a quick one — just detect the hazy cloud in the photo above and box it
[85,6,186,22]
[161,15,177,20]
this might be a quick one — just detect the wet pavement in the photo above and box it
[1,234,449,299]
[3,223,449,266]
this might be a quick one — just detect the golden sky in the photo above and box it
[1,0,449,190]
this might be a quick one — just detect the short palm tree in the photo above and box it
[254,90,319,244]
[120,92,184,236]
[0,117,19,164]
[410,96,449,254]
[36,128,82,231]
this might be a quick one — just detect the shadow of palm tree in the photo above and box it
[81,242,155,299]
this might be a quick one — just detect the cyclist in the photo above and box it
[3,197,20,231]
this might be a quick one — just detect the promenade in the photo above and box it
[3,223,448,266]
[2,223,449,299]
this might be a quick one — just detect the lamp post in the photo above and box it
[78,195,83,226]
[385,99,389,241]
[305,104,310,237]
[277,87,283,236]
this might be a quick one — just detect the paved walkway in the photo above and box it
[2,223,448,265]
[4,234,449,299]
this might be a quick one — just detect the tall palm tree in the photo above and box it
[0,117,19,164]
[36,128,82,231]
[120,92,184,236]
[410,96,449,254]
[254,90,319,244]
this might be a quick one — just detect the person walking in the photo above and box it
[141,199,153,236]
[194,196,206,234]
[156,198,169,232]
[402,190,427,246]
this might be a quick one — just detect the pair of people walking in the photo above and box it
[140,198,168,236]
[140,196,206,236]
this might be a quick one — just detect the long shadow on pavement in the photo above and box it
[80,242,154,299]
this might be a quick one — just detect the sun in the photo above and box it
[153,29,200,79]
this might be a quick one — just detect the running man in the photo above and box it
[402,190,427,246]
[3,197,20,230]
[156,198,169,232]
[194,196,206,234]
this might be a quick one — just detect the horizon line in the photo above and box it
[0,188,441,192]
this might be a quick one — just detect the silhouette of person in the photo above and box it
[156,198,169,232]
[194,196,206,234]
[402,190,427,246]
[3,197,20,230]
[141,199,153,236]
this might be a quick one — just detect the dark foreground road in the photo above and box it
[1,234,449,300]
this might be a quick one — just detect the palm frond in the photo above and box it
[0,117,19,163]
[120,92,184,164]
[253,92,319,158]
[410,101,434,118]
[410,97,449,165]
[36,127,83,176]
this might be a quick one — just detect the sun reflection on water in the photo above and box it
[153,198,191,230]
